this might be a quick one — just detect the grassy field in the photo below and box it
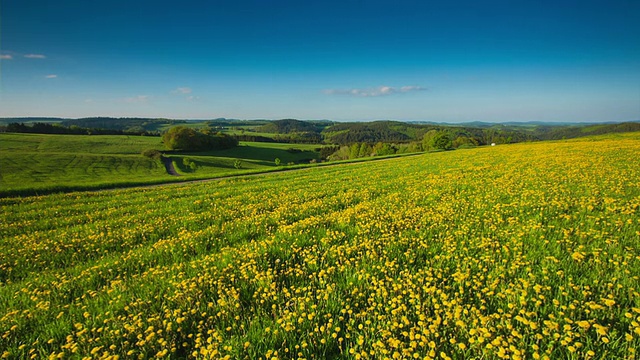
[168,142,320,177]
[0,133,171,195]
[0,133,322,195]
[1,133,638,359]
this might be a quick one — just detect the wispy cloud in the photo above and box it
[123,95,150,104]
[0,55,12,60]
[45,74,58,79]
[172,87,199,102]
[24,54,46,59]
[324,85,425,97]
[173,87,192,94]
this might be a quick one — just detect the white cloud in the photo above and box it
[172,87,199,102]
[0,55,12,60]
[123,95,149,104]
[324,85,425,97]
[173,87,192,94]
[24,54,46,59]
[45,74,58,79]
[399,86,424,92]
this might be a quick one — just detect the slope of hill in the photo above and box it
[0,133,322,196]
[3,117,639,146]
[535,121,640,140]
[257,119,325,133]
[1,132,638,358]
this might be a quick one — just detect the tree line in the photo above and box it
[2,122,157,136]
[162,126,238,151]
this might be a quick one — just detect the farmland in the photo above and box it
[0,133,168,195]
[0,133,322,196]
[1,133,639,359]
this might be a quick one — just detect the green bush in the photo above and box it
[162,126,238,151]
[182,157,197,172]
[141,149,162,160]
[424,131,453,151]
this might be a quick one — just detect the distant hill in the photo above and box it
[205,119,271,127]
[2,117,638,147]
[534,122,640,140]
[257,119,325,134]
[321,120,542,145]
[0,117,66,125]
[61,118,186,132]
[322,121,413,144]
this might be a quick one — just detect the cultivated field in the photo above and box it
[1,133,639,359]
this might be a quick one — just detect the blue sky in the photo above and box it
[1,0,639,122]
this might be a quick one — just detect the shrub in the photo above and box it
[424,131,452,151]
[181,157,197,172]
[141,149,162,160]
[162,126,238,151]
[319,146,340,160]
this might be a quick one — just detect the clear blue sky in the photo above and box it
[1,0,639,122]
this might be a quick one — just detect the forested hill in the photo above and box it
[252,119,538,145]
[0,117,186,133]
[533,122,640,140]
[257,119,329,133]
[61,118,185,132]
[322,121,412,144]
[321,121,536,145]
[319,120,640,145]
[2,117,638,146]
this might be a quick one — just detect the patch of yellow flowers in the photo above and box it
[1,133,639,359]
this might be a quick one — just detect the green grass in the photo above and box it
[0,133,325,196]
[0,132,165,154]
[178,141,320,162]
[0,133,172,195]
[0,133,638,359]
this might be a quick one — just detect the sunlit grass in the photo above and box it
[0,132,638,359]
[0,134,324,195]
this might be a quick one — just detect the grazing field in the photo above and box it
[0,133,170,195]
[1,133,639,359]
[0,133,321,195]
[171,142,321,176]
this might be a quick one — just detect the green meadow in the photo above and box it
[0,133,638,359]
[0,133,322,196]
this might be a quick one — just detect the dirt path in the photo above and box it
[161,156,180,176]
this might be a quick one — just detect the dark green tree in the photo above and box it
[162,126,238,151]
[429,131,453,150]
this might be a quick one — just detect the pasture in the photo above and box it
[0,133,321,196]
